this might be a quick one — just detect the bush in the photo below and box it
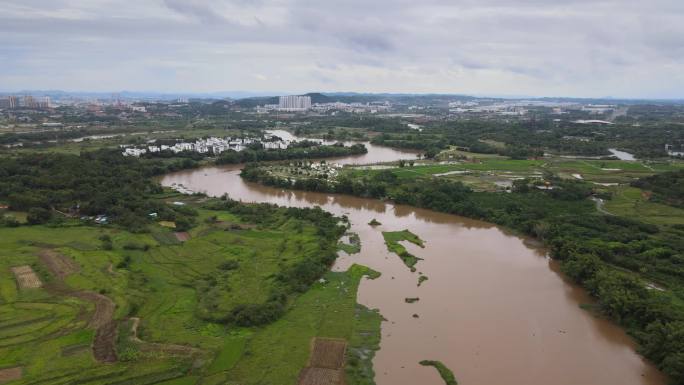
[117,255,132,269]
[26,207,51,225]
[229,301,285,326]
[0,216,20,227]
[123,242,149,251]
[175,217,194,232]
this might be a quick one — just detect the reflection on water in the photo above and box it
[160,145,664,385]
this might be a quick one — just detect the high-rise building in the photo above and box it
[0,96,14,109]
[23,95,35,108]
[8,95,17,109]
[278,95,311,111]
[16,95,50,109]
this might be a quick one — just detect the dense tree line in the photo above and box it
[302,115,409,133]
[369,118,684,159]
[216,142,367,164]
[0,128,101,145]
[0,150,198,231]
[241,165,684,383]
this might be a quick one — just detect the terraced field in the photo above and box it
[0,200,380,385]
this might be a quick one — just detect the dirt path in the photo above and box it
[128,317,200,356]
[71,291,115,330]
[592,197,615,216]
[38,249,117,363]
[92,321,117,362]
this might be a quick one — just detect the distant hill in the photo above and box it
[2,90,683,106]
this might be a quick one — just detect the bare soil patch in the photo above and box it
[309,338,347,369]
[38,249,79,279]
[72,292,117,362]
[92,321,117,362]
[11,265,42,289]
[71,291,115,329]
[0,367,22,383]
[298,338,348,385]
[174,232,191,242]
[298,367,343,385]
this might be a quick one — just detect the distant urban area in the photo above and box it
[1,91,683,157]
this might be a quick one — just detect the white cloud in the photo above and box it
[0,0,683,97]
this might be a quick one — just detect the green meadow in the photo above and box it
[347,153,684,188]
[603,186,684,225]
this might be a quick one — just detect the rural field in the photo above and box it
[0,195,381,385]
[345,150,684,226]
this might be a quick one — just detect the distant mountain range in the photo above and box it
[1,90,683,105]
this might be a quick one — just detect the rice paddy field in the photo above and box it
[0,199,381,385]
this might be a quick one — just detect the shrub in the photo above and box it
[26,207,51,225]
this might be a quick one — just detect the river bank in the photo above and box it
[161,143,666,385]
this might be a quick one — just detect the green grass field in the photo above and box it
[225,264,380,384]
[603,186,684,225]
[345,155,684,193]
[0,200,382,385]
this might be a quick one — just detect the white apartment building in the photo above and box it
[278,95,312,111]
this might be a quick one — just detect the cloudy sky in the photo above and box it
[2,0,684,98]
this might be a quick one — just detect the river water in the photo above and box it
[160,140,664,385]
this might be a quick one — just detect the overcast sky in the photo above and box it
[2,0,684,98]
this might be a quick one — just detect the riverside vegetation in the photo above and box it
[381,230,425,271]
[0,150,382,385]
[241,160,684,383]
[419,360,458,385]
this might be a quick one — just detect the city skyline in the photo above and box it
[2,1,684,98]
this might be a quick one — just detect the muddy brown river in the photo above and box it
[160,139,665,385]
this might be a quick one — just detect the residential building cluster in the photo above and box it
[257,98,392,114]
[122,135,292,157]
[311,101,391,114]
[449,100,588,117]
[0,95,51,109]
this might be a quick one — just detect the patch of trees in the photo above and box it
[216,142,367,164]
[307,116,409,133]
[370,118,684,159]
[631,170,684,208]
[0,150,197,231]
[0,128,88,145]
[371,129,544,159]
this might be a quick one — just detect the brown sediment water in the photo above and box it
[160,144,665,385]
